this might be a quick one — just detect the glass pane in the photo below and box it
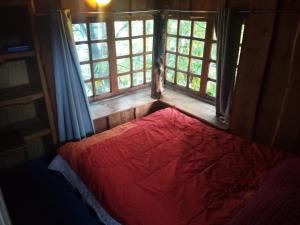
[166,68,175,83]
[114,21,129,38]
[179,20,191,37]
[213,27,217,41]
[193,21,206,39]
[146,37,153,52]
[190,58,202,75]
[177,72,187,87]
[146,69,152,82]
[93,61,109,78]
[177,56,189,72]
[166,37,177,52]
[133,72,144,86]
[189,76,201,91]
[211,43,217,60]
[72,24,87,42]
[192,40,204,57]
[178,38,190,55]
[237,47,241,65]
[146,54,152,68]
[118,74,131,89]
[75,44,89,62]
[206,81,216,97]
[117,57,130,74]
[146,20,154,35]
[115,40,130,56]
[132,55,144,71]
[208,62,217,80]
[95,79,110,94]
[132,38,144,54]
[90,22,107,40]
[131,20,143,36]
[84,82,93,97]
[91,43,108,60]
[80,64,91,81]
[167,19,178,35]
[240,24,245,44]
[166,53,176,68]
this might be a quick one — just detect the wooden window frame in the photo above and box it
[164,15,216,104]
[72,15,154,102]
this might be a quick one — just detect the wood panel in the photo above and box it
[230,14,276,139]
[253,15,298,145]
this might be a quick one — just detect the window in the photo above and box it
[72,18,154,100]
[165,18,216,101]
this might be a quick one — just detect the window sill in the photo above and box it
[159,89,229,130]
[89,87,228,131]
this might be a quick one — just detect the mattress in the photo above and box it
[52,107,290,225]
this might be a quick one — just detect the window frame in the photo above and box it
[72,14,154,102]
[164,14,216,104]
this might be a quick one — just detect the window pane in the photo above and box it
[177,72,187,87]
[166,37,177,52]
[167,19,178,35]
[193,21,206,39]
[76,44,89,62]
[146,37,153,52]
[115,40,130,56]
[213,27,217,41]
[91,43,108,60]
[95,79,110,94]
[179,20,191,37]
[117,58,130,74]
[90,22,107,40]
[93,61,109,78]
[208,62,217,80]
[178,38,190,55]
[146,20,154,35]
[166,68,175,83]
[190,58,202,75]
[189,76,201,91]
[80,64,91,81]
[132,55,144,71]
[132,38,144,54]
[211,43,217,60]
[177,56,189,72]
[206,81,216,97]
[146,54,152,68]
[131,20,143,36]
[84,82,93,97]
[118,74,131,89]
[240,24,245,44]
[192,40,204,57]
[146,69,152,82]
[133,72,144,86]
[114,21,129,38]
[166,53,176,68]
[72,24,87,42]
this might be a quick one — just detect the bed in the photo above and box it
[49,107,299,225]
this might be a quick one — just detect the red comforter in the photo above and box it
[59,108,289,225]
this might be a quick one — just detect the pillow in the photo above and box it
[227,157,300,225]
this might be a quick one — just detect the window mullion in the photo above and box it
[174,20,180,85]
[186,21,194,89]
[86,18,96,97]
[106,18,118,93]
[199,20,213,97]
[143,19,146,84]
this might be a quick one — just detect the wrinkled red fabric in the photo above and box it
[67,108,289,225]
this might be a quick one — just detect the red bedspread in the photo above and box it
[59,108,289,225]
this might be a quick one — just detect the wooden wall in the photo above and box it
[34,0,300,153]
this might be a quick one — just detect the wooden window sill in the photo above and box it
[89,87,228,131]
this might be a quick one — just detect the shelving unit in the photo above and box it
[0,0,57,169]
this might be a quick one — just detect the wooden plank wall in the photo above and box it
[34,0,300,153]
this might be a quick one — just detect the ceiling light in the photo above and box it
[96,0,111,5]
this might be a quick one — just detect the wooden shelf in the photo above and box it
[0,118,51,142]
[0,84,43,108]
[0,50,35,64]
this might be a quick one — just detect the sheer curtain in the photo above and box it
[215,8,243,123]
[50,10,95,143]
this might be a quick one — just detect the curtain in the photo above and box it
[215,8,243,123]
[50,10,95,143]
